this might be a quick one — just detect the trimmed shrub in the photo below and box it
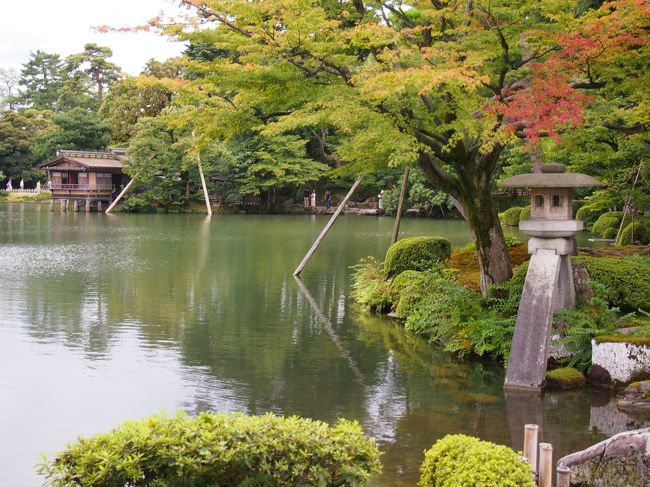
[602,227,618,240]
[418,434,534,487]
[592,211,623,237]
[38,412,382,487]
[519,205,531,221]
[499,206,524,226]
[384,236,451,279]
[576,203,608,230]
[390,269,422,309]
[573,256,650,311]
[616,217,650,245]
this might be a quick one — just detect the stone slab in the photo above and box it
[505,249,561,390]
[592,340,650,383]
[520,219,583,238]
[527,237,574,256]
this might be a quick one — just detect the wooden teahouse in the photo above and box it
[41,149,129,212]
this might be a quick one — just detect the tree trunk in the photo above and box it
[459,174,513,296]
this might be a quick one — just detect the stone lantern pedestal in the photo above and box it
[502,164,603,391]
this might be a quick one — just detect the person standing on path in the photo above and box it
[377,189,384,210]
[325,190,331,210]
[6,179,12,191]
[310,189,316,208]
[19,179,24,190]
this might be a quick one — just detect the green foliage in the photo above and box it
[383,169,454,217]
[351,257,392,313]
[0,109,53,181]
[545,367,586,389]
[617,217,650,245]
[418,434,534,487]
[602,227,618,239]
[576,202,610,230]
[14,50,65,110]
[574,256,650,311]
[592,211,623,237]
[499,207,524,226]
[384,236,451,279]
[389,270,422,309]
[33,107,111,161]
[519,205,531,221]
[38,411,382,487]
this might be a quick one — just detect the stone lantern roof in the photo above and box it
[501,163,604,189]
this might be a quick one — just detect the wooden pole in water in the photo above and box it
[556,465,570,487]
[391,166,410,244]
[105,178,136,214]
[192,131,212,216]
[538,443,552,487]
[293,176,362,277]
[523,424,539,476]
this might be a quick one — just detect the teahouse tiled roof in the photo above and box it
[41,149,126,170]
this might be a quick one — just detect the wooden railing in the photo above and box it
[2,188,47,194]
[50,184,115,191]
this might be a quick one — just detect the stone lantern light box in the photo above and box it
[501,163,603,391]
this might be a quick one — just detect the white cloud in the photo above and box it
[0,0,187,74]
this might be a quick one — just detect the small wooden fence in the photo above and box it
[523,423,570,487]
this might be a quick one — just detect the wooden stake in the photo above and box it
[105,178,136,214]
[192,131,212,216]
[556,466,570,487]
[293,177,362,276]
[391,166,410,244]
[523,424,539,475]
[538,443,552,487]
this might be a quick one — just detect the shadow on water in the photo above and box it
[0,203,646,486]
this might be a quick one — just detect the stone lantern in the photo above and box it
[501,163,603,391]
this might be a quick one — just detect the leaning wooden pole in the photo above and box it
[391,166,410,244]
[193,131,212,216]
[105,177,136,214]
[293,176,362,277]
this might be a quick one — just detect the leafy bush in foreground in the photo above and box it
[38,412,382,487]
[418,434,534,487]
[384,236,451,279]
[352,257,392,312]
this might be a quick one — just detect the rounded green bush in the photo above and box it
[576,203,608,230]
[592,211,623,237]
[519,205,531,221]
[418,434,534,487]
[573,256,650,311]
[39,412,382,487]
[616,217,650,246]
[499,207,524,226]
[390,269,422,307]
[602,227,618,240]
[384,236,451,279]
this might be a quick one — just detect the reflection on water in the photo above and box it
[0,203,635,486]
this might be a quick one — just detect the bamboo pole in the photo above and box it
[523,424,539,476]
[293,176,362,276]
[105,178,136,214]
[192,131,212,216]
[391,166,410,244]
[538,443,552,487]
[556,466,570,487]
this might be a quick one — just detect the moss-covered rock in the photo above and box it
[384,236,451,279]
[519,205,531,221]
[418,434,534,487]
[573,256,650,311]
[617,217,650,246]
[499,206,524,226]
[546,367,586,390]
[592,211,624,238]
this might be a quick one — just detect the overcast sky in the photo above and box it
[0,0,187,75]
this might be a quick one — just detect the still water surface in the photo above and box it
[0,203,637,486]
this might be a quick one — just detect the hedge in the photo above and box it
[384,236,451,279]
[499,207,524,226]
[574,256,650,311]
[38,412,382,487]
[616,217,650,245]
[592,211,623,238]
[418,434,534,487]
[575,203,608,230]
[519,205,531,221]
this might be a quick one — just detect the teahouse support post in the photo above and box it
[293,177,362,277]
[391,166,410,244]
[105,178,136,214]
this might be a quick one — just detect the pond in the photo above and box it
[0,203,640,485]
